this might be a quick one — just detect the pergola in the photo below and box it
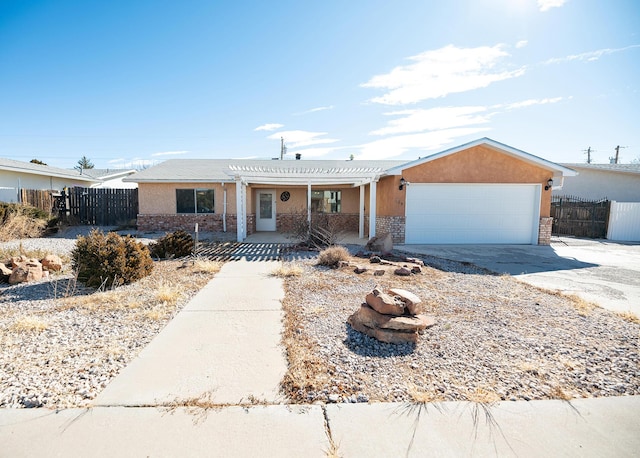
[225,164,387,242]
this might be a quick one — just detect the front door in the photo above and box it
[256,190,276,231]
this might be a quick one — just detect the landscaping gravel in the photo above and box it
[281,252,640,404]
[0,228,217,409]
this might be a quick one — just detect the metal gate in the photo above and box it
[551,195,610,238]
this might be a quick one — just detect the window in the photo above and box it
[310,190,341,213]
[176,189,214,214]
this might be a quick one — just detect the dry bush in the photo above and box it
[155,283,181,306]
[271,263,303,278]
[192,259,222,274]
[0,204,51,242]
[466,387,501,404]
[548,385,573,401]
[317,246,350,267]
[407,384,444,404]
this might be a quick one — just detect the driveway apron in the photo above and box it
[95,258,286,407]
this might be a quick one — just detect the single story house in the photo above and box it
[125,138,576,245]
[80,168,138,189]
[556,163,640,202]
[0,158,101,203]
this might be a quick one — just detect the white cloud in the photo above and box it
[295,105,334,115]
[537,0,568,12]
[515,40,528,49]
[361,44,525,105]
[354,127,491,160]
[502,97,564,110]
[370,106,491,136]
[543,45,640,65]
[254,123,284,132]
[267,130,339,149]
[151,150,189,157]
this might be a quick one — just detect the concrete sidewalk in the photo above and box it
[1,397,639,457]
[95,259,287,407]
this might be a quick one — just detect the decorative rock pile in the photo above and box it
[348,286,436,344]
[0,254,63,285]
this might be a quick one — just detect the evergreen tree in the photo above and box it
[75,156,95,170]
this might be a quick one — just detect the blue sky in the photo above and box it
[1,0,639,169]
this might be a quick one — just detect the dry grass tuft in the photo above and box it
[548,385,573,401]
[155,283,181,306]
[407,384,444,404]
[192,259,222,274]
[566,294,598,316]
[616,310,640,324]
[12,315,50,332]
[271,263,304,278]
[317,246,350,268]
[0,210,49,242]
[466,387,501,405]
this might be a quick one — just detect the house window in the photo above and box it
[176,189,214,214]
[310,190,341,213]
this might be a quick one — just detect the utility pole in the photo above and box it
[280,137,287,160]
[583,147,593,164]
[611,145,627,164]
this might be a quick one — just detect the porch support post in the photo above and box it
[235,178,245,242]
[369,179,377,238]
[359,185,365,238]
[307,182,312,226]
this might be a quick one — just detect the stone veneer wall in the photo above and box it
[538,217,553,245]
[376,216,406,244]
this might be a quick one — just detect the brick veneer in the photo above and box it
[276,213,359,233]
[538,217,553,245]
[137,213,256,236]
[376,216,406,244]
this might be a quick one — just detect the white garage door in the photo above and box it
[405,184,540,244]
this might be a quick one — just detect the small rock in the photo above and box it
[411,266,422,274]
[394,267,411,276]
[328,394,340,403]
[354,266,367,274]
[41,254,63,272]
[374,269,385,276]
[365,233,393,255]
[365,287,405,316]
[370,256,381,264]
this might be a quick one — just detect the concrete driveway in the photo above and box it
[397,237,640,316]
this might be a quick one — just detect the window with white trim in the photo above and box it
[176,189,215,214]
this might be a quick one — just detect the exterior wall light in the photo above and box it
[545,178,553,191]
[399,177,407,191]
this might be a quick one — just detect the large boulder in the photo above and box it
[9,260,43,284]
[365,233,393,255]
[365,286,405,316]
[388,288,424,315]
[41,254,63,272]
[351,304,434,331]
[0,263,12,281]
[348,312,419,344]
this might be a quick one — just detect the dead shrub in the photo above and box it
[0,203,52,241]
[317,246,350,267]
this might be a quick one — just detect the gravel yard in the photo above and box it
[0,229,220,409]
[281,251,640,404]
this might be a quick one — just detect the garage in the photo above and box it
[405,183,541,244]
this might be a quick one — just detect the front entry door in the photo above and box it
[256,190,276,231]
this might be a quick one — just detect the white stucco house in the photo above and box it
[557,164,640,202]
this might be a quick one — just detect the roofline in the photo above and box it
[124,178,236,183]
[385,137,578,177]
[560,163,640,176]
[0,164,100,183]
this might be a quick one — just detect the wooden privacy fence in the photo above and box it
[20,189,55,214]
[56,187,139,226]
[551,195,610,239]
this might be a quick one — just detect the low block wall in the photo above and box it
[376,216,406,244]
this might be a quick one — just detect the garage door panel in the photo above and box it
[405,184,539,244]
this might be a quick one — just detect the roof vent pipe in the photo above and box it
[295,153,301,160]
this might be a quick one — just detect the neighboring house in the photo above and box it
[125,138,576,245]
[556,164,640,242]
[556,163,640,202]
[80,168,138,189]
[0,157,101,203]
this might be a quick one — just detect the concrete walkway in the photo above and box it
[95,259,287,406]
